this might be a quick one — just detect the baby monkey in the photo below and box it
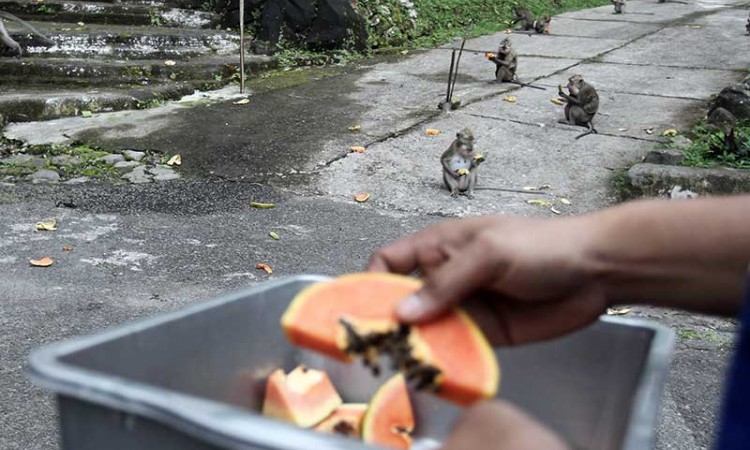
[557,74,599,139]
[612,0,625,14]
[441,128,485,199]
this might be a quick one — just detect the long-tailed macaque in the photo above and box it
[487,38,545,89]
[441,128,484,199]
[511,6,550,34]
[0,11,55,57]
[557,74,599,139]
[489,38,517,83]
[534,15,552,34]
[510,6,535,30]
[612,0,625,14]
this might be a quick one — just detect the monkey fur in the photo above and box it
[557,74,599,139]
[611,0,625,14]
[441,128,484,199]
[511,6,550,34]
[487,38,545,90]
[489,38,517,83]
[746,13,750,35]
[0,11,55,57]
[510,6,535,30]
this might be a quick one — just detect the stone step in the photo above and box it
[0,0,220,28]
[1,21,239,59]
[0,54,275,87]
[0,83,200,123]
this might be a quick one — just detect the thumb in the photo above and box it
[397,236,498,323]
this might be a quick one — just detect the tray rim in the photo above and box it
[26,274,675,450]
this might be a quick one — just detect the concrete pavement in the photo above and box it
[1,0,748,448]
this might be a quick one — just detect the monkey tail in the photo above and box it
[510,77,547,90]
[574,122,598,140]
[0,11,55,45]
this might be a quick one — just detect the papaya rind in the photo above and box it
[313,403,368,435]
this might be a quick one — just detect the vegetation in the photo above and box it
[0,139,154,181]
[676,121,750,169]
[271,0,610,68]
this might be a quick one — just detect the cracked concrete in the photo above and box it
[1,0,748,449]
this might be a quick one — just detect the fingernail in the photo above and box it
[397,294,428,321]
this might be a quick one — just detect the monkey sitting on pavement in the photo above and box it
[612,0,625,14]
[486,38,545,90]
[557,74,599,139]
[746,12,750,35]
[0,11,55,57]
[441,128,485,199]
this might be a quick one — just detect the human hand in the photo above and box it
[442,401,569,450]
[367,215,609,346]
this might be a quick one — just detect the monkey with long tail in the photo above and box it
[0,11,55,57]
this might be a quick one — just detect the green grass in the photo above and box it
[266,0,610,69]
[676,121,750,169]
[676,327,731,344]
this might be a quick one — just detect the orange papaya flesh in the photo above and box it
[362,374,414,449]
[281,273,500,406]
[261,365,343,428]
[314,403,368,437]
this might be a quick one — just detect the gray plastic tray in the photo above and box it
[27,275,674,450]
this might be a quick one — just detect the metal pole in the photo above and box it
[239,0,245,94]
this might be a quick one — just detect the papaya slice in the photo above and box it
[281,273,500,406]
[362,374,414,449]
[262,365,343,427]
[314,403,368,437]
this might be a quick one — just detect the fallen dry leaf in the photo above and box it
[503,96,517,103]
[645,127,655,135]
[618,128,628,132]
[30,257,54,267]
[539,184,551,190]
[550,207,562,215]
[348,125,361,132]
[662,128,678,137]
[164,60,176,66]
[354,193,371,203]
[527,199,553,207]
[425,129,441,136]
[349,146,366,153]
[504,28,513,34]
[522,186,536,191]
[233,98,250,105]
[560,198,571,205]
[256,263,273,274]
[400,49,409,55]
[62,245,74,251]
[550,98,565,105]
[269,231,280,240]
[35,219,57,231]
[607,307,631,316]
[249,202,276,209]
[77,21,85,27]
[167,154,182,166]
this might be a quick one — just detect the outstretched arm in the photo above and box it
[368,196,750,345]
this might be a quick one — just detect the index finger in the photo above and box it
[367,216,500,274]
